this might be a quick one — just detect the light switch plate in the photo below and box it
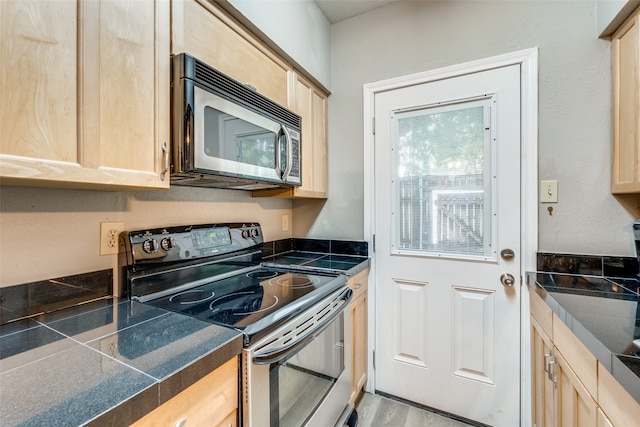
[540,180,558,203]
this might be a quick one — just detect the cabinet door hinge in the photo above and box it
[373,350,376,370]
[372,117,375,135]
[372,234,376,253]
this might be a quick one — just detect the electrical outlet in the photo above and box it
[100,222,125,255]
[281,214,289,232]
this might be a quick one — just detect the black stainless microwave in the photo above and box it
[170,53,302,190]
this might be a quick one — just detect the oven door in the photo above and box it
[243,287,352,427]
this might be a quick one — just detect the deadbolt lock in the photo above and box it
[500,249,515,261]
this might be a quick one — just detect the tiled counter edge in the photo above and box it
[527,273,640,405]
[0,297,243,427]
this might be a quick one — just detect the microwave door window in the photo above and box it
[237,131,276,169]
[194,87,281,180]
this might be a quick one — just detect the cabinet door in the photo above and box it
[131,357,238,427]
[173,0,290,107]
[597,408,614,427]
[531,317,554,427]
[253,72,328,199]
[349,268,369,405]
[612,7,640,193]
[293,73,328,198]
[0,0,170,189]
[553,350,597,427]
[350,290,368,405]
[87,0,170,189]
[0,0,79,167]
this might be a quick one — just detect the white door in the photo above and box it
[373,64,521,426]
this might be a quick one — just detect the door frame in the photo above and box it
[363,48,538,426]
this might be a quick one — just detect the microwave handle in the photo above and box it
[281,125,293,181]
[274,128,283,178]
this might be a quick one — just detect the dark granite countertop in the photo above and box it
[0,243,370,427]
[263,250,370,276]
[528,272,640,403]
[0,297,243,427]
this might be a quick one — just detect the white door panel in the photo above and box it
[374,64,521,426]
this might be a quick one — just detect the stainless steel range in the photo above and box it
[123,223,354,427]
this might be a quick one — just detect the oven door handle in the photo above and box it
[252,288,352,365]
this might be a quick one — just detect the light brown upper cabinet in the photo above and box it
[172,0,290,108]
[173,0,330,199]
[0,0,170,190]
[253,72,329,199]
[612,6,640,193]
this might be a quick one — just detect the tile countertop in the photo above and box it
[0,297,243,427]
[528,272,640,403]
[262,250,370,276]
[0,249,369,427]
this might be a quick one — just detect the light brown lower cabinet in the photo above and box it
[597,407,614,427]
[531,316,554,427]
[531,313,597,427]
[597,360,640,427]
[553,349,597,427]
[348,268,369,405]
[131,357,238,427]
[530,287,640,427]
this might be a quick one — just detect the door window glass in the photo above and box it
[392,98,494,259]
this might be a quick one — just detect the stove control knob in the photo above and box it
[160,237,175,251]
[242,229,250,239]
[251,228,259,238]
[142,238,159,254]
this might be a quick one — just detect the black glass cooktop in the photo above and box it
[145,267,346,344]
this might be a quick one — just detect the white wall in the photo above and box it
[228,0,332,88]
[300,0,636,256]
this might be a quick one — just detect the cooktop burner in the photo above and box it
[169,289,216,304]
[246,270,278,280]
[209,290,278,317]
[274,275,320,289]
[144,267,346,344]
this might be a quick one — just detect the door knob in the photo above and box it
[500,273,515,287]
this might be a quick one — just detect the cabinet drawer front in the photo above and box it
[598,361,640,427]
[349,268,369,300]
[529,286,553,338]
[552,313,597,398]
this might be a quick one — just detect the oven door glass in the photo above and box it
[270,312,345,427]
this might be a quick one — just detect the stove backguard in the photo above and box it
[122,223,265,299]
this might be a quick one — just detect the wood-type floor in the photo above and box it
[355,392,484,427]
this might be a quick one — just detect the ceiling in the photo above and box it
[315,0,402,23]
